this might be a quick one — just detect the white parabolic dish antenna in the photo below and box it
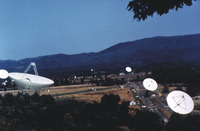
[167,90,194,115]
[9,73,54,90]
[0,69,9,79]
[143,78,158,91]
[126,67,132,72]
[8,62,54,90]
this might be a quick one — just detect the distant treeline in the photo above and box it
[151,65,200,96]
[51,73,127,86]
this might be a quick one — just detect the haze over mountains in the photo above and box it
[1,34,200,74]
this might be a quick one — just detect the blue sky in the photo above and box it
[0,0,200,60]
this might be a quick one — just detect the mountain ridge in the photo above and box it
[1,33,200,74]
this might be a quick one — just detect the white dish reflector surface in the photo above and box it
[126,67,132,72]
[8,72,54,89]
[0,69,8,79]
[167,90,194,115]
[143,78,158,91]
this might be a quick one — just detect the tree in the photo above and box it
[40,95,55,107]
[101,94,120,112]
[127,0,196,21]
[133,110,163,130]
[62,113,75,130]
[101,94,120,107]
[176,85,183,91]
[144,90,151,97]
[31,92,40,103]
[162,84,169,93]
[24,93,31,105]
[2,93,16,106]
[16,92,25,105]
[166,113,200,130]
[120,101,129,113]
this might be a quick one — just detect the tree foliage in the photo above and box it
[133,110,163,130]
[40,95,55,107]
[127,0,195,21]
[101,94,120,108]
[166,113,200,130]
[1,93,200,130]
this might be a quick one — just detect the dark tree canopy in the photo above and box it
[127,0,196,21]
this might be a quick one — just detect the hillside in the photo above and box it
[1,34,200,74]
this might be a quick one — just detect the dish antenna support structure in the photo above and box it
[24,62,38,76]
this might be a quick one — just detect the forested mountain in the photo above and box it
[1,34,200,74]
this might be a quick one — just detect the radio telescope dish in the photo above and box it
[0,69,8,79]
[126,67,132,72]
[9,73,54,90]
[166,90,194,115]
[8,62,54,91]
[143,78,158,91]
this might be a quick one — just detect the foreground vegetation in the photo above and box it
[0,93,200,131]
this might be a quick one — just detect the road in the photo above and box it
[128,82,173,121]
